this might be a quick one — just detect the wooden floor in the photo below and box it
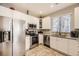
[25,45,65,56]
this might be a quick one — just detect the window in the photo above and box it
[52,16,60,32]
[60,14,71,32]
[52,14,71,32]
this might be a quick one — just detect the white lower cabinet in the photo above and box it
[55,38,61,51]
[68,40,79,56]
[57,38,68,54]
[42,16,51,29]
[61,39,68,54]
[50,36,79,56]
[50,36,57,49]
[50,37,68,54]
[25,36,31,50]
[39,34,43,44]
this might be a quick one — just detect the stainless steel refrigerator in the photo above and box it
[0,16,25,56]
[13,19,25,56]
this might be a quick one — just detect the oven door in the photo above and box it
[31,36,38,49]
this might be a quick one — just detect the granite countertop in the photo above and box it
[50,35,79,40]
[43,34,51,35]
[41,33,79,40]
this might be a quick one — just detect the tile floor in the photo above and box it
[0,42,65,56]
[25,45,65,56]
[0,41,25,56]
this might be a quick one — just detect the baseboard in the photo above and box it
[50,47,70,56]
[39,43,43,45]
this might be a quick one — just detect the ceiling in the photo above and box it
[0,3,76,17]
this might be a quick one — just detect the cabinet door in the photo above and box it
[54,38,68,54]
[34,17,39,29]
[25,36,31,50]
[58,38,68,54]
[42,16,51,29]
[27,16,39,29]
[68,40,79,56]
[50,37,57,49]
[56,38,61,51]
[74,7,79,29]
[39,34,43,44]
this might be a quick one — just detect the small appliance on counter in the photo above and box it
[70,29,79,38]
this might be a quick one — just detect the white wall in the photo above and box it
[74,7,79,29]
[0,16,12,31]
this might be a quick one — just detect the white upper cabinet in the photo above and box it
[34,17,39,29]
[29,16,39,29]
[42,16,51,29]
[0,6,12,17]
[25,15,39,29]
[74,7,79,29]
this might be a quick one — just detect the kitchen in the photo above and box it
[0,3,79,56]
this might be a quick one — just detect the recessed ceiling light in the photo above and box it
[40,11,42,14]
[50,5,54,8]
[50,3,59,8]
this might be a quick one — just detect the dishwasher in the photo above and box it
[43,35,50,47]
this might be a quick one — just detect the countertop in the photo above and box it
[43,34,79,40]
[50,35,79,41]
